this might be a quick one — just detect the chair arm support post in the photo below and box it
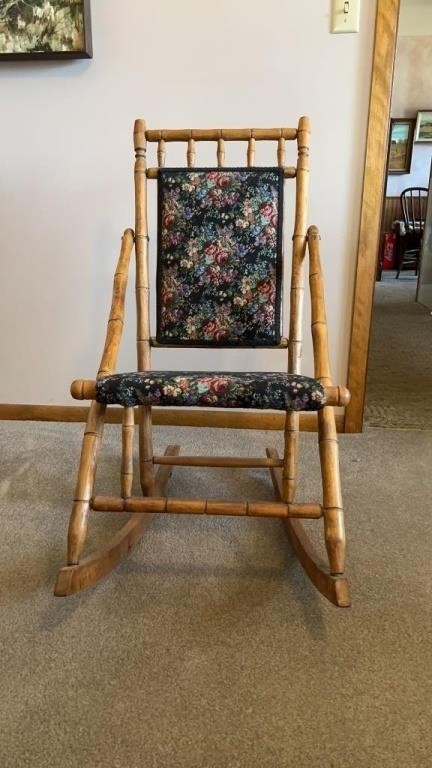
[97,228,134,377]
[307,225,347,575]
[307,225,333,386]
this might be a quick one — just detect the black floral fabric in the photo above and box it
[157,168,284,346]
[96,372,326,411]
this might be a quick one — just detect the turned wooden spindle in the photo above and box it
[187,138,196,167]
[157,139,166,167]
[217,138,225,166]
[145,127,298,142]
[247,137,255,166]
[67,402,106,564]
[134,119,155,495]
[121,406,135,498]
[91,495,323,519]
[283,116,310,503]
[308,224,346,574]
[277,137,286,167]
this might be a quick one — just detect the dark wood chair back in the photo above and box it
[400,187,428,235]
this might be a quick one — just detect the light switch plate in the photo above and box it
[331,0,360,33]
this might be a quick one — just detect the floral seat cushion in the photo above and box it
[96,372,326,411]
[157,168,284,346]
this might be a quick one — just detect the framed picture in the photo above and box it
[415,111,432,142]
[388,118,416,174]
[0,1,92,60]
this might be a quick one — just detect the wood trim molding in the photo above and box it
[345,0,400,433]
[0,404,345,432]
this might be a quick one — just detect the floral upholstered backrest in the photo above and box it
[156,168,284,346]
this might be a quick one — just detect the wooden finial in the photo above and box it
[133,119,147,157]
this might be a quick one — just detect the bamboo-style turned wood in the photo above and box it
[308,225,346,574]
[145,128,298,142]
[157,139,166,167]
[121,406,134,498]
[282,417,298,504]
[67,401,106,565]
[134,119,151,371]
[283,116,311,504]
[153,455,283,468]
[277,137,286,167]
[289,116,310,375]
[247,137,255,166]
[266,447,350,608]
[98,229,134,377]
[217,138,225,166]
[91,495,323,519]
[187,138,196,167]
[146,166,297,179]
[134,118,154,495]
[70,379,350,407]
[55,445,180,596]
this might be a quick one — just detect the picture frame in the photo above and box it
[387,118,416,174]
[0,1,92,60]
[414,111,432,143]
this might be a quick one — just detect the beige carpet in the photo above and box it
[365,273,432,429]
[1,421,432,767]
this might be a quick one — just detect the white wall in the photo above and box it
[0,0,377,405]
[399,0,432,35]
[387,33,432,196]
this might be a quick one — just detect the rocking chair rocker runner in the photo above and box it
[55,117,351,607]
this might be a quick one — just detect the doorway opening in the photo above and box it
[364,0,432,430]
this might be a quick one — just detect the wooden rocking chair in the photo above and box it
[55,117,351,607]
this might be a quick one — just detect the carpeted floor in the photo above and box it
[365,272,432,429]
[1,420,431,767]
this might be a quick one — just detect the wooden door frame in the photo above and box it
[344,0,400,432]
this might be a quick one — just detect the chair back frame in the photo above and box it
[133,119,311,494]
[400,186,428,234]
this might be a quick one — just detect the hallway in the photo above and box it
[365,273,432,429]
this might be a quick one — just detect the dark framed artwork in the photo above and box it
[0,1,92,60]
[388,118,415,174]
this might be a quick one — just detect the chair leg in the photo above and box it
[121,406,135,498]
[55,444,180,596]
[267,446,350,607]
[282,411,299,502]
[67,401,106,565]
[139,404,155,495]
[318,407,346,575]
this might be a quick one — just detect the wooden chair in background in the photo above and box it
[55,117,351,607]
[397,186,428,277]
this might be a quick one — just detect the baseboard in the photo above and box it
[0,403,345,431]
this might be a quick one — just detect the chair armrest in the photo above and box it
[97,228,134,377]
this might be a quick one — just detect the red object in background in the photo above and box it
[382,232,396,269]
